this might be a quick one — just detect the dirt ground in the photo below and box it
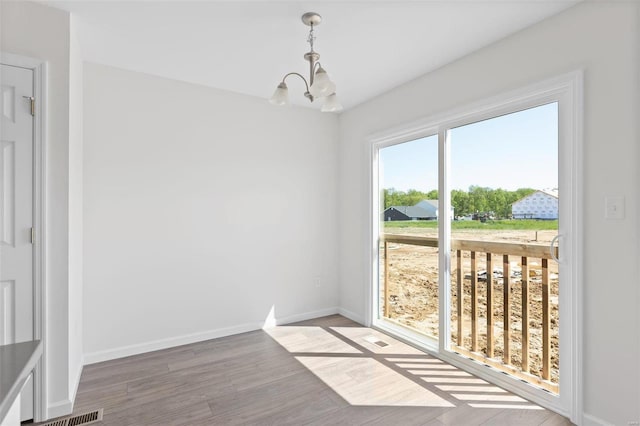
[381,227,559,385]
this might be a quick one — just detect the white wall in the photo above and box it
[338,3,639,425]
[0,0,82,418]
[67,14,84,406]
[82,63,339,361]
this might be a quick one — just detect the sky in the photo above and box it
[379,102,558,192]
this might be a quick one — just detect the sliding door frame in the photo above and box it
[367,71,583,422]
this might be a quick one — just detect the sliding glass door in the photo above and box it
[371,74,581,418]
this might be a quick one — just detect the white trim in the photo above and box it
[437,128,451,351]
[1,52,41,70]
[272,307,341,326]
[0,52,48,423]
[84,322,262,365]
[84,307,341,365]
[46,399,73,420]
[84,323,265,365]
[366,141,377,328]
[68,361,83,412]
[366,70,583,422]
[567,70,584,425]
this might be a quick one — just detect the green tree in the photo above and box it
[451,190,470,216]
[426,189,438,200]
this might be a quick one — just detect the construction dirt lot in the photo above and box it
[381,227,559,385]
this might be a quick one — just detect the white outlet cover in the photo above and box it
[605,196,625,220]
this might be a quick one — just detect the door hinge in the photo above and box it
[30,227,35,244]
[22,96,35,116]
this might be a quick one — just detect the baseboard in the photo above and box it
[273,307,340,326]
[337,307,365,325]
[582,413,614,426]
[47,399,73,420]
[83,321,262,365]
[83,307,345,365]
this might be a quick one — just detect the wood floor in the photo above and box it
[66,315,572,425]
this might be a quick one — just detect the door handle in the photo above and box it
[549,234,560,263]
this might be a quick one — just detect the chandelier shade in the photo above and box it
[269,12,342,113]
[321,93,343,113]
[269,82,289,106]
[309,67,336,98]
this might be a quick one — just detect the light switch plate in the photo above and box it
[605,196,625,220]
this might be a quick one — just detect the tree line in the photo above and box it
[383,186,537,218]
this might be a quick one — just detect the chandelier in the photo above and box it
[269,12,342,113]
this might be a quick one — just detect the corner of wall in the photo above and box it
[337,307,365,325]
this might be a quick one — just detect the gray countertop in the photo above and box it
[0,340,42,422]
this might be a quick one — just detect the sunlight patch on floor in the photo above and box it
[330,327,425,355]
[452,393,528,402]
[409,369,475,376]
[296,356,454,407]
[385,357,444,363]
[397,363,457,369]
[265,324,547,412]
[435,385,507,393]
[265,326,361,354]
[422,377,491,384]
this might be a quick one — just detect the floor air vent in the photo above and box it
[39,409,103,426]
[39,420,67,426]
[67,409,103,426]
[364,335,390,347]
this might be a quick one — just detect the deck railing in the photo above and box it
[382,233,559,393]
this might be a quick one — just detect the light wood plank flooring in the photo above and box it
[64,315,572,425]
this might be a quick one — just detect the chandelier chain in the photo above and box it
[307,24,315,52]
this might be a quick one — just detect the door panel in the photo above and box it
[447,103,560,392]
[0,63,34,421]
[378,135,440,341]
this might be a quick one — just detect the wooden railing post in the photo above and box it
[456,250,463,347]
[521,256,529,373]
[471,251,478,352]
[542,258,550,380]
[486,253,494,358]
[503,254,511,365]
[384,240,389,318]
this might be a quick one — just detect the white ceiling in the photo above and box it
[43,0,580,111]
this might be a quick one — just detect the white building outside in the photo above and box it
[511,189,558,219]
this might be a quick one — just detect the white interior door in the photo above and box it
[0,63,35,421]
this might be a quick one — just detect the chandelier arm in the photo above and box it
[282,72,311,94]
